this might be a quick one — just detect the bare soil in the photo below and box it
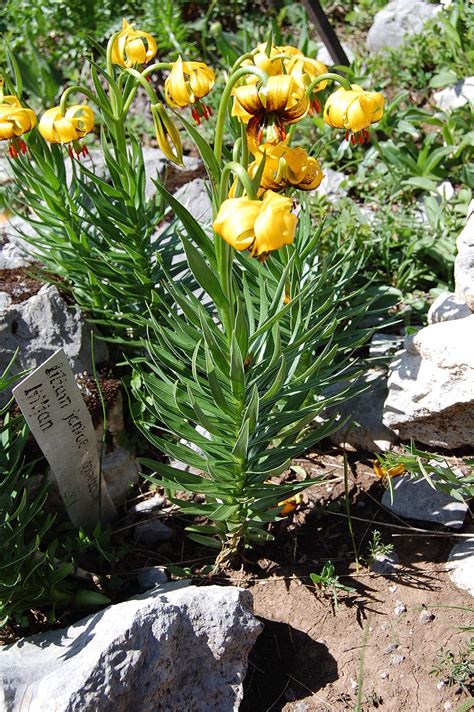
[237,452,474,712]
[0,267,43,303]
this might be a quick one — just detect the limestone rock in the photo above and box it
[383,316,474,447]
[427,292,472,324]
[447,534,474,596]
[0,584,262,711]
[172,177,212,224]
[454,199,474,311]
[0,284,108,387]
[366,0,440,52]
[316,167,348,201]
[316,43,354,66]
[328,369,397,452]
[101,446,140,505]
[0,241,31,270]
[381,475,468,529]
[433,77,474,112]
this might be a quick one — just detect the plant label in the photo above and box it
[13,349,117,529]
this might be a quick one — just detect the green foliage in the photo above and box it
[365,530,393,563]
[131,198,380,561]
[431,640,474,695]
[310,560,356,610]
[376,443,474,503]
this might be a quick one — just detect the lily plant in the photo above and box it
[1,22,385,567]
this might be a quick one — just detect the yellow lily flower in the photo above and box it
[323,84,384,143]
[232,74,309,151]
[286,56,328,113]
[278,492,304,515]
[373,462,406,479]
[151,103,183,165]
[164,57,215,121]
[213,189,297,258]
[39,105,94,157]
[110,19,157,67]
[0,96,36,158]
[250,142,323,192]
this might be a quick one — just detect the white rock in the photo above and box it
[0,284,108,397]
[316,167,348,201]
[446,534,474,596]
[382,475,468,529]
[0,241,31,269]
[0,584,261,711]
[316,43,354,66]
[367,0,440,52]
[383,316,474,447]
[137,567,168,590]
[454,199,474,311]
[427,292,472,324]
[370,332,404,358]
[433,77,474,111]
[436,180,455,201]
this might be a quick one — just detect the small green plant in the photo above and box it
[310,560,356,610]
[365,530,394,563]
[431,640,474,695]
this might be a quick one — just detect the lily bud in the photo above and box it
[151,103,183,165]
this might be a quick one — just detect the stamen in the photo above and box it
[358,133,364,144]
[345,130,350,142]
[350,134,356,145]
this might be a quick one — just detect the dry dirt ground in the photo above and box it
[237,451,474,712]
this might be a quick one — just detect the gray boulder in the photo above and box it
[383,316,474,447]
[367,0,440,52]
[447,534,474,596]
[433,77,474,112]
[0,283,107,382]
[454,199,474,311]
[381,474,468,529]
[427,292,472,324]
[328,369,397,452]
[0,584,261,712]
[172,177,212,224]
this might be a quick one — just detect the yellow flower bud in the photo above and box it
[164,57,215,109]
[151,103,183,165]
[324,84,384,143]
[110,19,157,67]
[39,105,94,145]
[213,190,297,258]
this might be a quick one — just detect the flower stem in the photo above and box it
[59,86,101,115]
[214,66,268,163]
[306,72,352,94]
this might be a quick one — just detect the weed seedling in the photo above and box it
[310,561,356,610]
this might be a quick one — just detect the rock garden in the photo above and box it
[0,0,473,710]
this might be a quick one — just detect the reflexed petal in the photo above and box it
[213,197,261,251]
[253,190,297,255]
[232,84,263,117]
[262,75,294,113]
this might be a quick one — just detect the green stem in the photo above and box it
[59,86,100,115]
[306,72,352,95]
[106,31,121,79]
[214,66,268,163]
[142,61,174,77]
[220,161,257,201]
[123,68,160,105]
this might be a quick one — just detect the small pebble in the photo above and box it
[134,519,173,544]
[394,600,407,616]
[380,671,389,680]
[437,680,446,690]
[419,609,435,625]
[370,552,400,576]
[444,703,452,711]
[384,643,398,655]
[389,585,397,593]
[137,567,168,590]
[350,678,358,690]
[130,494,165,514]
[390,654,405,666]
